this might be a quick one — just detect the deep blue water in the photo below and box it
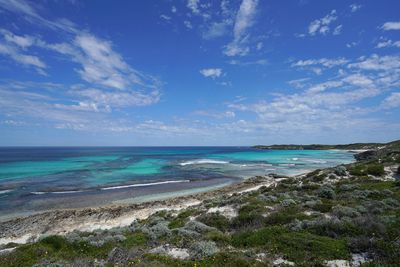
[0,147,355,219]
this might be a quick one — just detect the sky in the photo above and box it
[0,0,399,146]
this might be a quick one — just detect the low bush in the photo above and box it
[366,164,385,176]
[332,205,361,218]
[265,207,307,226]
[168,209,197,229]
[231,226,349,264]
[281,198,296,207]
[231,203,265,229]
[349,163,385,177]
[318,186,336,199]
[121,232,148,248]
[205,231,231,245]
[190,241,219,259]
[40,235,66,250]
[197,213,230,232]
[141,220,171,240]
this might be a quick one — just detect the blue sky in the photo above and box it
[0,0,399,146]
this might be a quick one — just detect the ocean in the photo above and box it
[0,147,355,219]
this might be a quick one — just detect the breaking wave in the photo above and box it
[100,180,190,190]
[179,159,229,166]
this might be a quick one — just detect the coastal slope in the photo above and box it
[0,140,399,266]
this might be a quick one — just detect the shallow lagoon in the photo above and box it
[0,147,355,218]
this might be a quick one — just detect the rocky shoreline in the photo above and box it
[0,175,276,246]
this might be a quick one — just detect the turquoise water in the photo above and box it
[0,147,355,217]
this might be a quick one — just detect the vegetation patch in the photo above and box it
[232,226,350,264]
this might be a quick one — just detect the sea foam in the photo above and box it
[31,190,85,195]
[100,180,190,190]
[179,159,229,166]
[0,189,12,194]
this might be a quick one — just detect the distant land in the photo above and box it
[253,140,400,151]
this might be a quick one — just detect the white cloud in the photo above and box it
[0,80,161,132]
[228,59,267,66]
[307,80,343,93]
[187,0,200,14]
[376,39,400,48]
[346,42,358,48]
[184,20,193,29]
[171,6,177,13]
[160,14,171,21]
[202,20,232,39]
[382,92,400,108]
[200,68,223,78]
[0,0,78,33]
[0,29,36,48]
[382,21,400,31]
[72,88,161,108]
[348,54,400,71]
[0,42,46,72]
[350,4,362,13]
[342,73,373,86]
[292,57,348,68]
[73,34,137,90]
[308,10,338,36]
[224,0,258,56]
[333,25,343,35]
[0,0,163,120]
[287,78,310,89]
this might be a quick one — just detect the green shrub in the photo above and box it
[307,220,364,238]
[168,209,197,229]
[205,231,231,244]
[231,203,265,229]
[312,173,327,182]
[231,226,349,264]
[191,241,219,259]
[306,169,321,178]
[313,200,333,213]
[349,165,365,176]
[121,232,148,248]
[197,213,230,232]
[40,235,67,250]
[318,186,336,199]
[265,207,307,226]
[202,252,253,267]
[366,164,385,176]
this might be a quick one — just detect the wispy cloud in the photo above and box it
[308,10,339,36]
[0,0,78,33]
[187,0,200,15]
[350,4,362,13]
[291,57,348,75]
[228,59,267,66]
[0,29,36,49]
[0,0,163,133]
[348,54,400,71]
[200,68,223,79]
[0,0,162,106]
[382,92,400,108]
[381,21,400,31]
[0,41,46,74]
[224,0,259,56]
[376,38,400,48]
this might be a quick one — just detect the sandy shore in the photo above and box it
[0,176,277,246]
